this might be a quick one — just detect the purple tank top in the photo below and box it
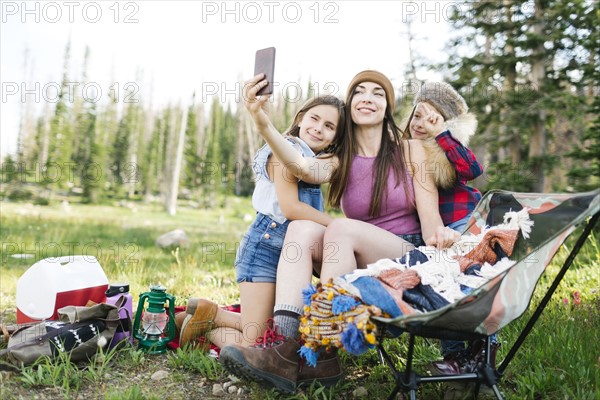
[340,155,420,235]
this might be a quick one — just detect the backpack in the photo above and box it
[0,301,121,370]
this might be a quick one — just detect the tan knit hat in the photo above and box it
[347,70,395,112]
[414,82,468,120]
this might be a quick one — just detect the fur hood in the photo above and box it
[422,112,478,190]
[443,112,478,146]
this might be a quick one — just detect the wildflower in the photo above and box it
[97,336,107,348]
[562,297,569,306]
[573,290,582,305]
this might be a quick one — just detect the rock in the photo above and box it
[227,385,238,394]
[156,229,189,249]
[212,383,225,396]
[61,200,71,212]
[150,370,169,381]
[353,386,368,397]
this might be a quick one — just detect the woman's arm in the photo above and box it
[243,75,339,184]
[405,140,460,248]
[270,154,334,226]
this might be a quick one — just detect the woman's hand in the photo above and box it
[242,74,271,126]
[425,226,461,249]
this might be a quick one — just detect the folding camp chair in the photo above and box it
[373,189,600,400]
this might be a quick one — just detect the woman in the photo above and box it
[219,70,460,393]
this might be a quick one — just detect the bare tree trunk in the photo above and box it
[497,2,520,165]
[529,0,547,192]
[18,48,37,164]
[166,107,188,216]
[39,102,52,168]
[161,109,176,209]
[472,34,494,189]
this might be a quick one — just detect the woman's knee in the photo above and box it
[288,219,323,234]
[324,218,355,242]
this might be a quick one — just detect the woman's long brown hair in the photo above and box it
[328,85,410,217]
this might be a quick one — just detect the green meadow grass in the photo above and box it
[0,199,598,399]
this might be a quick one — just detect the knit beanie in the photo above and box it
[347,70,395,112]
[414,82,468,120]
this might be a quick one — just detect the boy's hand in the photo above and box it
[421,103,445,136]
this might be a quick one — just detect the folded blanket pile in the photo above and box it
[299,209,533,366]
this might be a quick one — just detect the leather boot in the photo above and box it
[220,337,300,393]
[296,349,344,389]
[185,298,200,315]
[431,340,501,376]
[430,350,469,375]
[175,311,187,335]
[179,299,218,348]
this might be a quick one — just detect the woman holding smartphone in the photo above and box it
[219,70,459,393]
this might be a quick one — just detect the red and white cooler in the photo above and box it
[16,255,109,323]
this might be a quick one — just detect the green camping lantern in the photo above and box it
[132,285,176,354]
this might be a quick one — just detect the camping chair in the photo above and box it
[373,189,599,400]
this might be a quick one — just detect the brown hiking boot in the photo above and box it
[297,348,343,389]
[220,333,343,393]
[174,311,187,335]
[185,298,200,314]
[179,299,218,348]
[220,337,300,393]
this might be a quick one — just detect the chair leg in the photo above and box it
[377,335,420,400]
[475,338,504,400]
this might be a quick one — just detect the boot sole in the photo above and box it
[219,346,296,394]
[297,373,344,389]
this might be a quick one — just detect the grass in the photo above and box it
[0,198,599,399]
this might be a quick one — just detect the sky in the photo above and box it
[1,0,455,157]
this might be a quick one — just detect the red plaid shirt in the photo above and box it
[435,131,483,225]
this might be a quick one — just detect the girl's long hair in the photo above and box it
[328,85,410,217]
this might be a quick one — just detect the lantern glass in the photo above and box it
[141,310,168,336]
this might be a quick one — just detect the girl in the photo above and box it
[404,81,483,233]
[219,71,460,393]
[405,82,496,376]
[179,95,345,349]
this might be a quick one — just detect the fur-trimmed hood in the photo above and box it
[421,112,478,190]
[443,112,478,146]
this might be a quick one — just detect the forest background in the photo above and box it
[1,0,598,211]
[1,3,598,397]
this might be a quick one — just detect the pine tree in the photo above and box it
[443,0,594,192]
[566,0,600,190]
[183,93,202,194]
[46,41,75,190]
[98,70,120,197]
[81,101,102,203]
[203,98,224,207]
[111,90,141,198]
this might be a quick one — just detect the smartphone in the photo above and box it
[254,47,276,96]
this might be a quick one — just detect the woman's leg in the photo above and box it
[272,220,325,338]
[275,220,326,311]
[320,218,414,282]
[208,282,275,348]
